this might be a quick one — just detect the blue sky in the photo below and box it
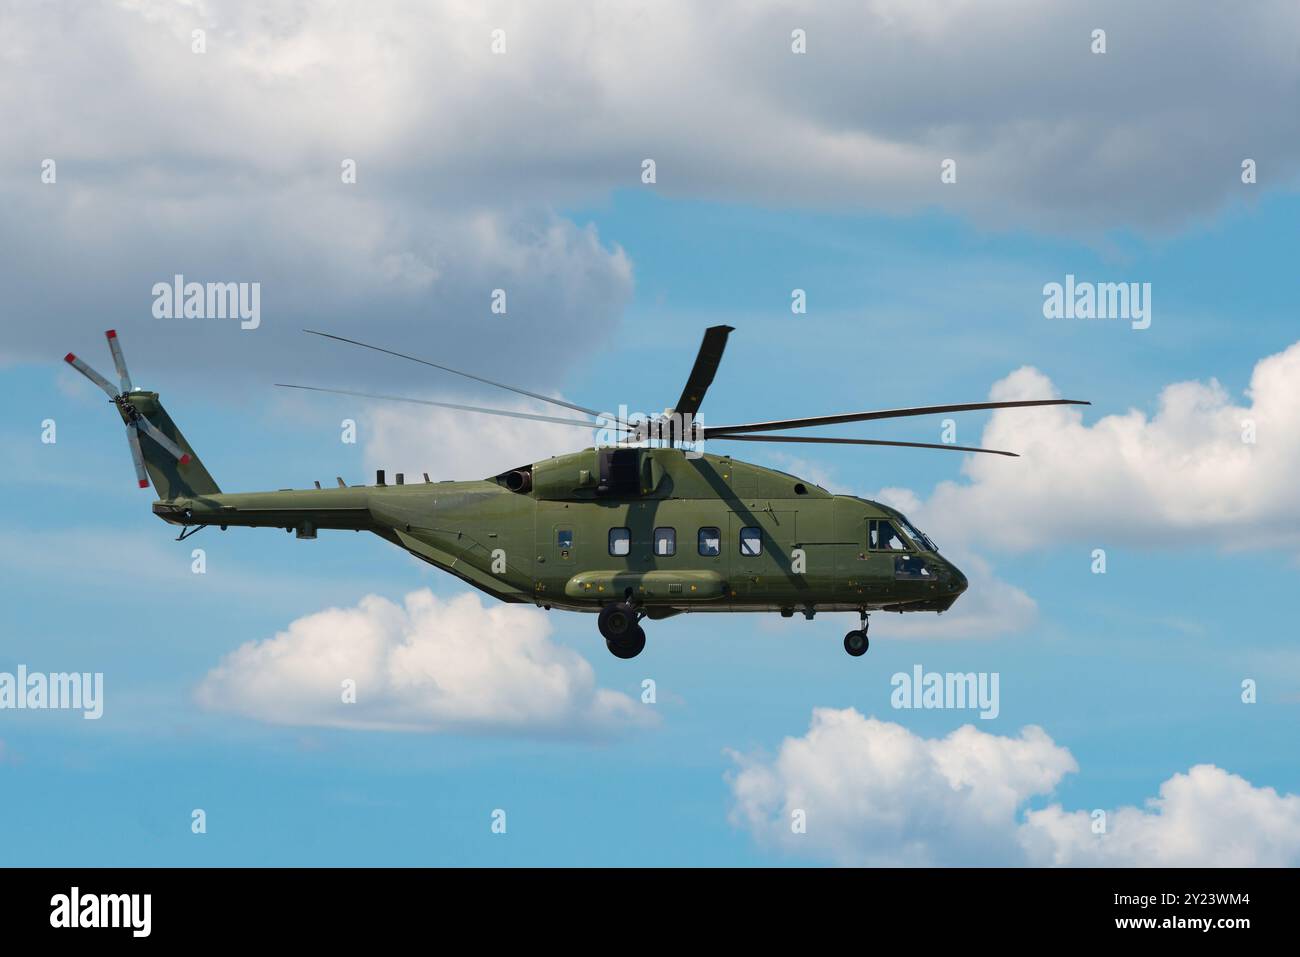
[6,186,1298,866]
[3,1,1300,867]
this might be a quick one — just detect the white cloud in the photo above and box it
[888,339,1300,553]
[196,589,655,737]
[728,709,1076,865]
[727,708,1300,865]
[8,0,1292,229]
[9,0,1297,385]
[4,187,633,388]
[1023,765,1300,867]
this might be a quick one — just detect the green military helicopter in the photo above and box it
[66,327,1086,659]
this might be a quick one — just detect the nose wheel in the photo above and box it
[844,610,870,657]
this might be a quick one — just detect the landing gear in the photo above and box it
[600,599,646,658]
[607,624,646,659]
[598,601,636,640]
[844,610,870,657]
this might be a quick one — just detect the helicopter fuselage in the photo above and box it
[153,446,968,620]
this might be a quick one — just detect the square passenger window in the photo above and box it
[654,527,676,556]
[557,529,573,549]
[698,526,721,556]
[739,526,762,556]
[608,527,630,556]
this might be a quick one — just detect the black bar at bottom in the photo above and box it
[0,866,1290,942]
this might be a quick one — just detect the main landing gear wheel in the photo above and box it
[607,624,646,659]
[598,602,636,640]
[600,601,646,658]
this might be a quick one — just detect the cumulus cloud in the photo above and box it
[7,0,1299,378]
[5,0,1281,229]
[882,339,1300,553]
[728,709,1077,865]
[196,589,655,738]
[4,1,637,381]
[1023,765,1300,867]
[727,708,1300,866]
[4,187,633,390]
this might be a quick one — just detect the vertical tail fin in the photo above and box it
[118,391,220,499]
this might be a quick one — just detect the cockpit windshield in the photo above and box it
[895,515,938,552]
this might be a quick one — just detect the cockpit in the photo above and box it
[867,512,961,589]
[867,514,938,553]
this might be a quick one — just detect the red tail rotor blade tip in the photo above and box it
[106,330,117,338]
[64,353,76,362]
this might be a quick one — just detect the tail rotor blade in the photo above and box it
[105,329,133,393]
[134,416,191,465]
[125,424,150,488]
[64,353,118,399]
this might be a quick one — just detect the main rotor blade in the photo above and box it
[703,398,1089,438]
[672,325,733,417]
[64,353,118,398]
[707,433,1019,456]
[125,423,150,488]
[275,383,630,432]
[133,416,191,464]
[303,329,601,418]
[105,329,132,393]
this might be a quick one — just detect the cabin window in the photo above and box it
[868,520,909,551]
[557,529,573,549]
[739,526,763,556]
[653,527,676,556]
[698,526,721,556]
[608,527,631,556]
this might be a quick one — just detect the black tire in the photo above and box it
[598,602,636,640]
[843,629,869,657]
[607,625,646,659]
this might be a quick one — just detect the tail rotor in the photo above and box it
[64,330,192,490]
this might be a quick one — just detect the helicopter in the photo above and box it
[65,326,1087,659]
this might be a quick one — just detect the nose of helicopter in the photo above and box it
[946,562,968,595]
